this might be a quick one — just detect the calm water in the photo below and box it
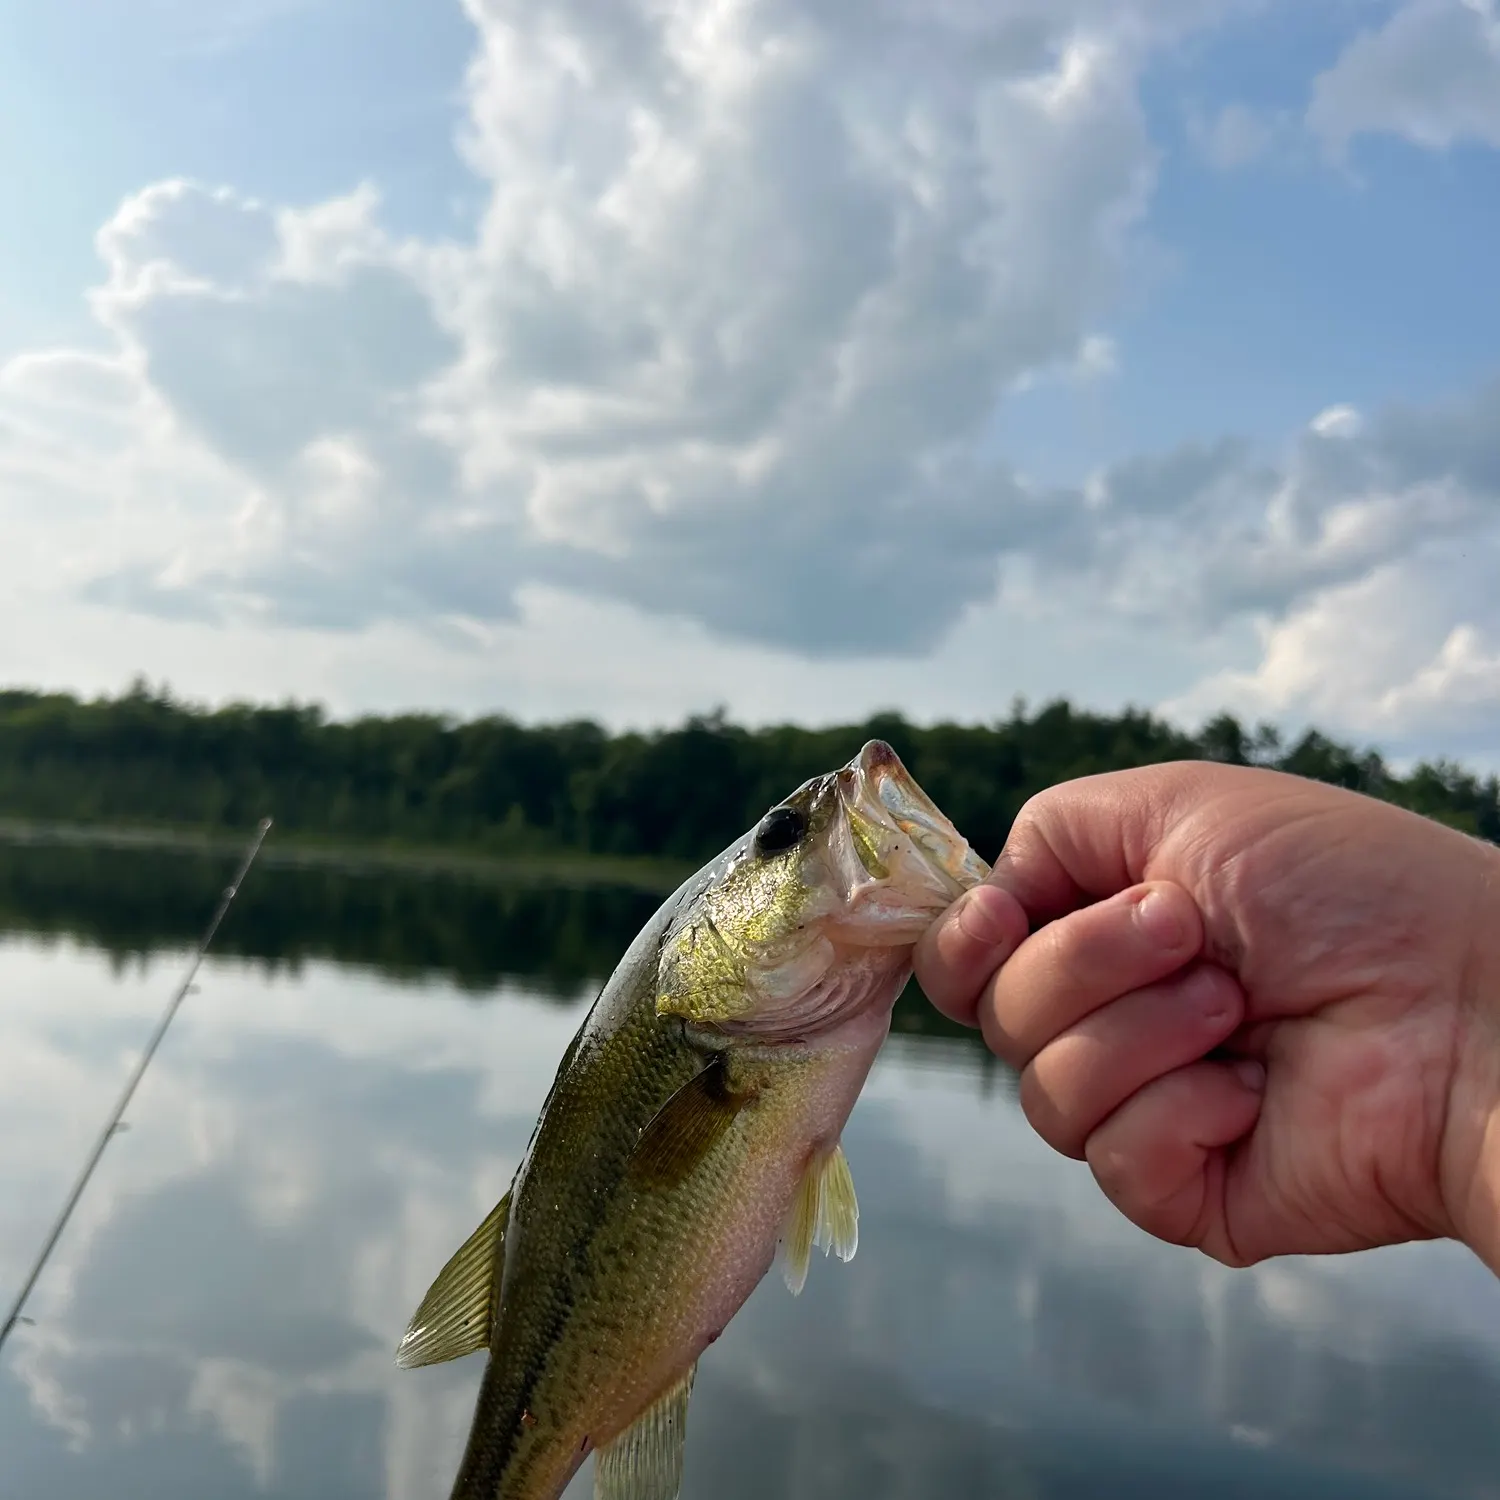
[2,845,1499,1499]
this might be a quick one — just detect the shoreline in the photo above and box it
[0,817,694,896]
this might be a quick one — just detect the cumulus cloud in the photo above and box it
[11,152,1500,740]
[918,376,1500,750]
[0,0,1193,657]
[5,0,1500,753]
[1309,0,1500,154]
[1075,382,1500,621]
[1164,547,1500,757]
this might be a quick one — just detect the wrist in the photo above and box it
[1445,837,1500,1275]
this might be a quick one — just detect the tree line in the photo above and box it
[0,680,1496,862]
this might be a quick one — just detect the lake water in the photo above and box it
[2,843,1499,1498]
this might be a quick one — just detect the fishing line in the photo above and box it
[0,816,273,1355]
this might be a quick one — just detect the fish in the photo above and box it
[397,739,989,1500]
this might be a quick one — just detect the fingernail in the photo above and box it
[956,886,1012,949]
[1135,888,1186,950]
[1186,966,1233,1025]
[1232,1059,1266,1093]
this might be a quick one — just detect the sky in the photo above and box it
[3,0,1500,761]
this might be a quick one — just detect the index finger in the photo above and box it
[914,882,1029,1024]
[990,764,1208,922]
[915,764,1210,1027]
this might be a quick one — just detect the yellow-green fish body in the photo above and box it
[398,741,987,1500]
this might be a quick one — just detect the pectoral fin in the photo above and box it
[395,1189,510,1369]
[779,1142,859,1296]
[594,1362,697,1500]
[628,1056,751,1189]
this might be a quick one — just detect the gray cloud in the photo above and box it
[1070,381,1500,633]
[129,266,456,479]
[1308,0,1500,154]
[543,465,1075,656]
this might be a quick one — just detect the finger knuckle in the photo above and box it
[1031,916,1083,978]
[1011,788,1052,832]
[977,987,1028,1069]
[1033,908,1117,998]
[1085,1137,1135,1208]
[1018,1065,1085,1160]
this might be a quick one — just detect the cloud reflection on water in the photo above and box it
[0,938,1498,1499]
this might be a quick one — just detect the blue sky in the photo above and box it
[3,0,1500,760]
[0,0,476,351]
[998,5,1500,477]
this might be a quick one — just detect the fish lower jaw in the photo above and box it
[716,954,910,1048]
[713,994,896,1069]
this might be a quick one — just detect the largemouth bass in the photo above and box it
[398,740,988,1500]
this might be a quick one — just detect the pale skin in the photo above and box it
[913,762,1500,1276]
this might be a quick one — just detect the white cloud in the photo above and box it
[1018,380,1500,753]
[1187,101,1286,169]
[1163,545,1500,755]
[1010,331,1120,394]
[1,0,1191,661]
[1381,624,1500,725]
[10,157,1500,748]
[1309,0,1500,154]
[1309,403,1363,439]
[4,0,1500,758]
[431,0,1177,653]
[1082,383,1500,622]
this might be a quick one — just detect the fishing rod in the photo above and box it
[0,816,273,1355]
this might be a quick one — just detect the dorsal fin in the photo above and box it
[594,1362,697,1500]
[395,1189,510,1369]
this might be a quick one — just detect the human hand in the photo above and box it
[914,762,1500,1273]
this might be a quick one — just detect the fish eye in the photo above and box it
[753,806,806,856]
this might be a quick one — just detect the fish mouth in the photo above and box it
[837,740,990,897]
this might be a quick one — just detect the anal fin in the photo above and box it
[594,1362,697,1500]
[779,1142,859,1296]
[395,1189,510,1369]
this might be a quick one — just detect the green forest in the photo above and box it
[0,680,1496,865]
